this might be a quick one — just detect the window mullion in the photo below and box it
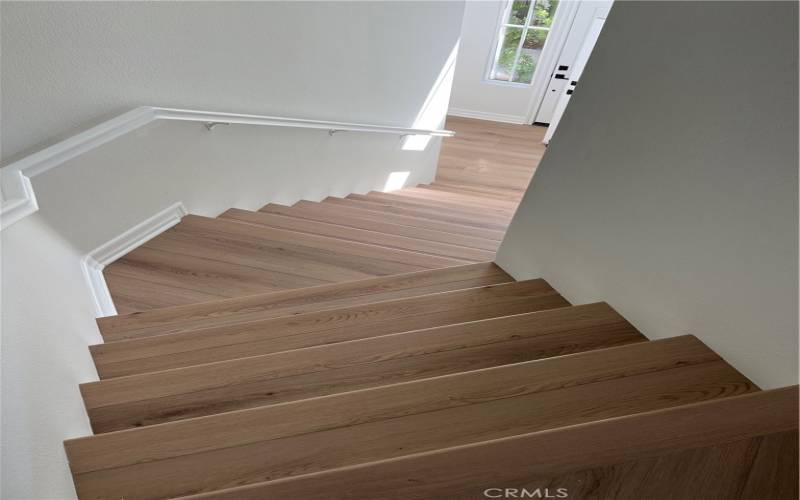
[509,0,537,82]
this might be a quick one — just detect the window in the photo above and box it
[488,0,559,84]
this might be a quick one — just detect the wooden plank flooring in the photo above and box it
[259,202,502,250]
[82,302,645,433]
[97,263,512,341]
[91,279,569,379]
[436,116,546,192]
[180,387,797,500]
[103,214,469,314]
[347,191,515,219]
[265,201,507,241]
[321,197,511,231]
[218,208,495,262]
[65,337,757,500]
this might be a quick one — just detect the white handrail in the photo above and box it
[0,106,455,229]
[155,107,455,137]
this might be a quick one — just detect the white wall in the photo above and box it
[30,119,444,255]
[497,1,798,389]
[1,1,461,162]
[1,215,103,499]
[0,2,465,498]
[449,1,535,123]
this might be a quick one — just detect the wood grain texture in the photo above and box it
[322,196,510,231]
[162,215,467,271]
[351,191,515,219]
[70,115,788,500]
[97,263,512,341]
[259,203,500,253]
[103,116,540,313]
[218,208,495,262]
[388,186,519,208]
[428,181,526,201]
[177,387,797,500]
[83,302,645,432]
[65,336,757,499]
[104,214,469,314]
[91,279,569,379]
[435,116,545,191]
[262,200,505,243]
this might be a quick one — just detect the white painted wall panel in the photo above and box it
[498,1,798,389]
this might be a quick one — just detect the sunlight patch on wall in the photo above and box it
[401,41,460,152]
[382,171,411,192]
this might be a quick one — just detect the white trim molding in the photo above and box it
[0,106,455,231]
[81,202,188,317]
[447,108,528,125]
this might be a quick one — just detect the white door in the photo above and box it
[532,1,612,124]
[543,12,606,144]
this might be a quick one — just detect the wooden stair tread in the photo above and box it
[259,203,500,251]
[382,187,518,210]
[355,191,515,218]
[106,244,331,293]
[82,302,645,432]
[423,181,525,200]
[263,200,505,242]
[218,208,495,262]
[407,182,521,200]
[90,279,569,378]
[158,214,468,271]
[65,336,756,499]
[433,179,527,194]
[345,191,513,224]
[97,263,512,342]
[321,197,510,232]
[175,387,798,500]
[104,214,472,313]
[103,271,235,315]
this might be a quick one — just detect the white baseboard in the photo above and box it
[447,108,529,125]
[81,202,188,317]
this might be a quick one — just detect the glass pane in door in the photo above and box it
[531,0,559,27]
[489,26,523,81]
[512,28,547,83]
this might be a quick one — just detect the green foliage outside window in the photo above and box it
[495,0,558,83]
[533,0,558,27]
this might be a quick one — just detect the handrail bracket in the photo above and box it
[204,122,230,131]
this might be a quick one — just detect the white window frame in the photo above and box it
[485,0,554,85]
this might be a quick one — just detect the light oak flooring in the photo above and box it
[104,117,546,314]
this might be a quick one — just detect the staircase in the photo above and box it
[101,183,520,314]
[63,126,797,498]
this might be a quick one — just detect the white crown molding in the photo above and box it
[447,108,529,125]
[81,202,188,317]
[0,106,455,231]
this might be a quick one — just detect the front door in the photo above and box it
[543,14,606,143]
